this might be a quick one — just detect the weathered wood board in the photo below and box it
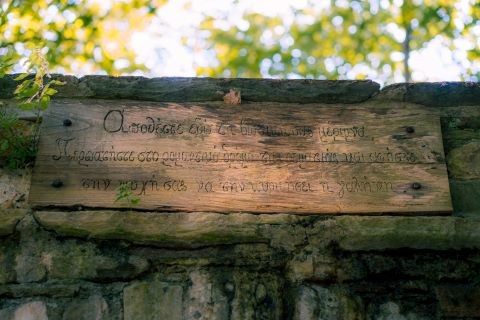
[29,100,452,214]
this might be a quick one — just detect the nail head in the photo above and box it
[406,126,415,134]
[63,119,72,127]
[51,179,64,188]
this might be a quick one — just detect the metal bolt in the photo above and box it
[63,119,72,126]
[405,126,415,134]
[51,179,64,188]
[411,182,422,190]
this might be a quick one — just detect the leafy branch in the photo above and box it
[14,49,65,141]
[0,47,64,169]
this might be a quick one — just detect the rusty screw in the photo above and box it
[51,179,64,188]
[63,119,72,126]
[411,182,422,190]
[405,126,415,134]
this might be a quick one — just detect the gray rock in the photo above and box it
[287,250,336,282]
[228,270,284,320]
[371,301,429,320]
[63,294,109,320]
[130,243,284,269]
[185,270,223,320]
[123,279,183,320]
[12,301,48,320]
[0,240,16,284]
[35,211,480,251]
[34,210,305,248]
[293,285,363,320]
[0,282,80,298]
[447,142,480,180]
[0,169,30,210]
[333,216,480,251]
[293,285,318,320]
[0,306,14,320]
[46,241,149,281]
[15,253,46,283]
[14,212,149,282]
[450,180,480,217]
[436,285,480,318]
[0,209,27,236]
[14,214,49,282]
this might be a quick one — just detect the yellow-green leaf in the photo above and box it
[14,73,30,81]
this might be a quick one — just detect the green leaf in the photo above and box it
[40,95,50,110]
[18,101,36,110]
[49,80,66,86]
[14,73,30,81]
[44,88,58,96]
[15,86,39,99]
[13,79,34,95]
[130,198,140,205]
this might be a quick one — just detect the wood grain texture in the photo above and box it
[0,75,379,103]
[374,82,480,107]
[29,100,452,214]
[2,76,479,107]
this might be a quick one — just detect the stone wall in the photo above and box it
[0,76,479,319]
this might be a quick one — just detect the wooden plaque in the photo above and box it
[29,100,452,214]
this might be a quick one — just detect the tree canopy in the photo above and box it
[0,0,163,75]
[196,0,479,83]
[1,0,478,83]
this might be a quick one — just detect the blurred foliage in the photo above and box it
[0,0,478,81]
[197,0,479,82]
[0,0,164,75]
